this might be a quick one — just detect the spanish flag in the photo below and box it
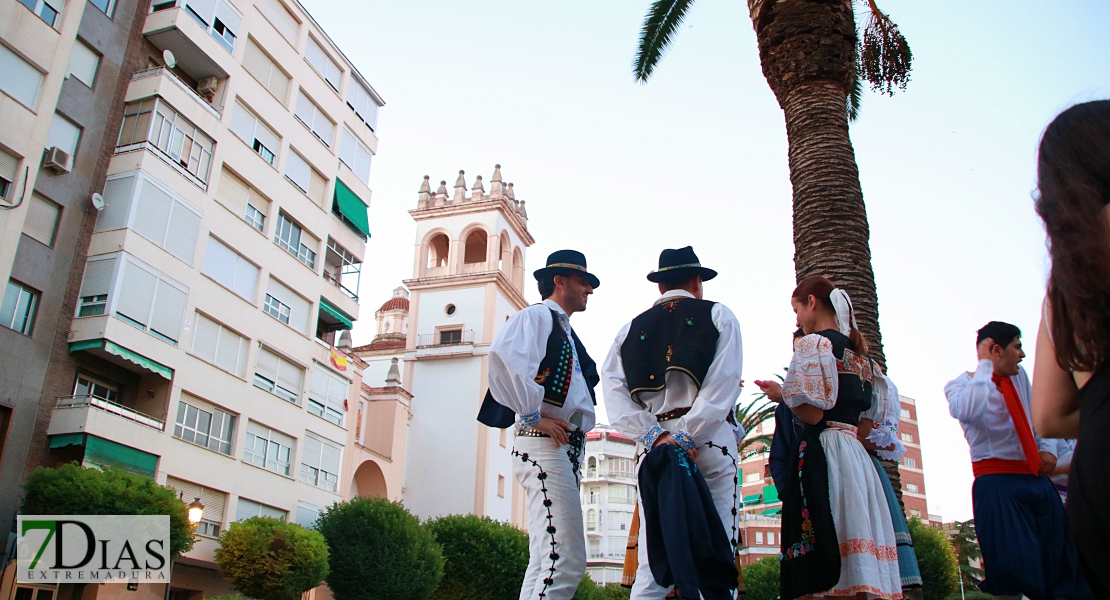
[330,348,348,372]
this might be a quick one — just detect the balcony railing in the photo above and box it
[416,330,475,349]
[132,67,220,118]
[56,395,165,430]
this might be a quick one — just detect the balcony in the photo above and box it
[53,395,165,431]
[131,67,221,119]
[416,329,475,349]
[143,4,231,82]
[48,397,166,477]
[324,237,361,302]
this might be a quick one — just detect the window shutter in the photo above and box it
[180,391,216,415]
[67,42,99,87]
[260,0,298,44]
[246,420,270,440]
[203,236,236,289]
[259,503,285,519]
[289,293,310,333]
[266,277,293,306]
[166,477,201,506]
[116,260,157,326]
[268,427,293,448]
[308,169,326,205]
[192,313,220,363]
[294,91,313,126]
[46,113,81,156]
[22,194,60,246]
[217,169,249,211]
[214,0,241,37]
[233,259,258,300]
[200,487,226,524]
[310,363,328,401]
[235,498,260,521]
[79,257,116,298]
[285,151,310,192]
[0,44,44,107]
[0,147,19,185]
[230,103,255,145]
[215,326,245,374]
[327,373,348,412]
[321,439,341,473]
[133,179,173,246]
[302,435,322,469]
[277,357,303,397]
[254,120,279,156]
[306,38,327,77]
[184,0,216,25]
[340,128,356,171]
[165,201,201,264]
[256,347,279,382]
[242,40,271,88]
[95,175,137,233]
[150,280,187,342]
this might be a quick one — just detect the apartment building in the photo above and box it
[3,0,383,597]
[0,0,151,543]
[580,425,637,586]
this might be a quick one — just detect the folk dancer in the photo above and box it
[755,276,901,600]
[602,246,744,599]
[945,321,1088,599]
[482,250,602,600]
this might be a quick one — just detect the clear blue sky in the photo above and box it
[301,0,1110,521]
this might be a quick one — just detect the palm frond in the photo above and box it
[856,0,912,96]
[847,71,863,122]
[633,0,696,83]
[739,434,774,460]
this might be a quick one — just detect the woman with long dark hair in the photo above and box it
[755,276,900,600]
[1030,99,1110,595]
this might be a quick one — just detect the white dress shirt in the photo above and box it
[488,299,595,432]
[602,289,744,449]
[944,359,1055,463]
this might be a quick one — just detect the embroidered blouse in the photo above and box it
[862,373,907,461]
[781,334,839,410]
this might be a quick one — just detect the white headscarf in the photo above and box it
[829,288,857,336]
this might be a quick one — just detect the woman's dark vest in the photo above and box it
[779,329,876,600]
[477,309,598,428]
[619,297,719,396]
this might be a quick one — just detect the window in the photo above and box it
[284,150,326,205]
[586,509,596,531]
[202,236,258,301]
[17,0,63,28]
[66,41,99,88]
[21,194,60,247]
[899,408,910,419]
[900,432,913,443]
[903,457,916,468]
[166,477,226,537]
[244,421,292,476]
[745,472,760,483]
[74,375,118,402]
[115,256,188,344]
[1,281,39,336]
[95,173,202,264]
[324,237,361,300]
[906,483,919,493]
[294,91,335,146]
[427,234,449,268]
[300,434,341,492]
[607,483,633,504]
[346,77,379,132]
[909,509,921,518]
[173,393,235,455]
[181,0,241,53]
[230,101,279,165]
[258,0,298,45]
[89,0,114,16]
[0,148,19,201]
[339,127,372,184]
[235,498,286,521]
[13,588,54,600]
[46,113,81,158]
[309,363,348,426]
[295,502,320,529]
[76,256,115,317]
[216,167,269,232]
[305,37,341,92]
[117,99,214,185]
[755,531,764,545]
[253,346,304,404]
[438,329,462,345]
[242,38,289,101]
[274,212,317,269]
[191,313,248,376]
[768,532,775,545]
[264,277,310,333]
[497,475,505,498]
[0,45,44,109]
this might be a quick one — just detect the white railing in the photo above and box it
[132,67,221,118]
[56,395,165,430]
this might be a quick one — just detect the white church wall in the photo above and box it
[485,426,515,522]
[415,287,487,344]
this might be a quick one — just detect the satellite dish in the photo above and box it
[162,49,177,69]
[91,192,105,211]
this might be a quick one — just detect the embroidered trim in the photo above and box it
[836,348,874,383]
[705,441,740,549]
[659,298,686,312]
[520,411,542,427]
[512,448,560,597]
[545,262,587,272]
[838,538,899,561]
[641,425,666,448]
[676,447,698,476]
[782,440,816,561]
[818,584,901,599]
[671,430,696,452]
[653,262,703,273]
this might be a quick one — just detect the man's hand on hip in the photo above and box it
[532,417,573,447]
[652,432,698,460]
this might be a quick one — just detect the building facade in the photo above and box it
[580,425,638,586]
[2,0,387,598]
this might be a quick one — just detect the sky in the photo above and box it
[299,0,1110,522]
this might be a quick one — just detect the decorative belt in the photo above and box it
[972,458,1037,478]
[825,421,857,434]
[655,407,691,422]
[518,427,550,438]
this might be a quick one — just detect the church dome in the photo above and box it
[379,296,409,312]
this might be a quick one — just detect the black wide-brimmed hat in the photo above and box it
[646,246,718,283]
[533,249,601,288]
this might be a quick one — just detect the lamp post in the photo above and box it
[165,496,205,600]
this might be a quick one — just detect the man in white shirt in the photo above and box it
[486,250,601,600]
[602,246,743,599]
[945,321,1087,599]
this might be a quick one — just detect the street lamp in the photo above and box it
[187,497,204,524]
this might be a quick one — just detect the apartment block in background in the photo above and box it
[580,425,638,586]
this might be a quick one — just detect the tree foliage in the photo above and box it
[425,514,528,600]
[737,392,777,460]
[214,517,329,600]
[21,463,194,558]
[949,520,984,590]
[741,556,781,600]
[908,517,958,600]
[317,497,443,600]
[573,573,605,600]
[599,583,631,600]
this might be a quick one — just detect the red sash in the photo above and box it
[973,373,1041,478]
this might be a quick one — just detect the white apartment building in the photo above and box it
[8,0,385,597]
[580,425,638,586]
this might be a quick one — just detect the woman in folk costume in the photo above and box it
[857,375,923,596]
[755,276,901,600]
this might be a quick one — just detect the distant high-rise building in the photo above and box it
[580,425,637,586]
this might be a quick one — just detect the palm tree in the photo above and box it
[735,397,776,460]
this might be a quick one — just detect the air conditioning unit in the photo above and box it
[197,77,219,96]
[43,147,71,174]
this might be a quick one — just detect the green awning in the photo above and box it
[743,494,762,505]
[760,508,782,516]
[319,297,354,330]
[49,433,85,449]
[84,435,158,478]
[69,339,173,380]
[762,484,779,504]
[333,179,370,239]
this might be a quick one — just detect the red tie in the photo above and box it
[991,373,1042,476]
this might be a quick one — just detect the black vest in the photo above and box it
[620,297,719,397]
[813,329,874,426]
[477,309,599,428]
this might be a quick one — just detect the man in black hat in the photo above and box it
[485,249,601,600]
[602,246,744,599]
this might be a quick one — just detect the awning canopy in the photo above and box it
[762,484,779,504]
[69,339,173,380]
[319,297,354,330]
[333,179,370,240]
[48,434,159,478]
[759,508,782,516]
[742,494,762,505]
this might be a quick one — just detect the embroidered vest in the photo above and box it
[619,297,719,397]
[814,329,874,426]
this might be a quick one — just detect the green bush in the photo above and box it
[425,514,528,600]
[214,517,329,600]
[317,497,443,600]
[21,463,194,558]
[599,582,631,599]
[741,556,781,600]
[908,517,958,600]
[573,573,604,600]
